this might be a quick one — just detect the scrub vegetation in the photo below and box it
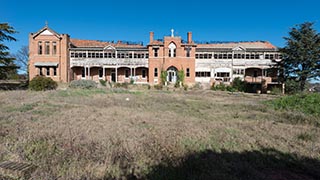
[0,89,319,179]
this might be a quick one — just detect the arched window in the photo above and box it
[168,42,176,57]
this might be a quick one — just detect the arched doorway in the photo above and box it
[167,66,177,83]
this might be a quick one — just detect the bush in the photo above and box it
[154,84,163,90]
[183,84,188,91]
[267,93,320,117]
[69,80,97,89]
[211,83,226,91]
[270,87,283,95]
[29,76,57,91]
[285,79,300,94]
[160,71,167,85]
[114,82,129,89]
[99,79,106,86]
[232,77,246,92]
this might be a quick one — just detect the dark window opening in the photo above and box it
[38,41,42,55]
[53,67,57,76]
[46,67,50,76]
[45,41,50,55]
[154,68,158,77]
[142,69,146,78]
[52,42,57,55]
[99,68,103,78]
[125,69,129,78]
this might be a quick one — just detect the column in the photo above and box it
[88,66,90,80]
[103,67,106,81]
[115,66,118,82]
[84,66,87,79]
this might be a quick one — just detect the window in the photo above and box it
[125,69,129,78]
[45,41,50,55]
[250,54,255,59]
[154,68,158,77]
[153,48,158,57]
[53,67,57,76]
[186,68,190,77]
[186,48,191,57]
[245,54,250,59]
[216,72,230,77]
[223,54,227,59]
[195,72,211,77]
[46,67,50,76]
[270,54,274,60]
[82,68,85,78]
[195,54,199,59]
[38,41,42,55]
[39,67,43,76]
[52,42,57,55]
[168,42,176,57]
[228,54,232,59]
[233,69,245,75]
[265,54,270,59]
[99,68,103,79]
[142,69,146,78]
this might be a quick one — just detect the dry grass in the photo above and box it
[0,89,320,179]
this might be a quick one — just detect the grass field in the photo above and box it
[0,88,319,179]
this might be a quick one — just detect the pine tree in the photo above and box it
[0,22,17,79]
[281,22,320,92]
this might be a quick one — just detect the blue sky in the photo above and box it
[2,0,320,53]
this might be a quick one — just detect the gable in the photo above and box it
[104,45,116,50]
[32,26,61,39]
[40,30,54,36]
[232,46,246,51]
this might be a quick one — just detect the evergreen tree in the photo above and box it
[0,22,17,79]
[281,22,320,92]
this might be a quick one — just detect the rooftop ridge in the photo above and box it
[194,40,269,44]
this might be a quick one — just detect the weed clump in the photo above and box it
[69,80,97,89]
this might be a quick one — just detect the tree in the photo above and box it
[13,45,29,76]
[281,22,320,92]
[0,22,17,79]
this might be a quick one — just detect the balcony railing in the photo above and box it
[70,58,148,67]
[245,76,272,84]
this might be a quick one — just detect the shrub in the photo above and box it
[192,82,202,90]
[114,82,129,89]
[270,87,283,95]
[176,70,185,87]
[69,80,97,89]
[285,79,300,94]
[154,84,163,90]
[99,79,106,86]
[267,93,320,117]
[29,76,57,91]
[211,83,226,91]
[183,84,188,91]
[160,71,167,85]
[232,77,246,92]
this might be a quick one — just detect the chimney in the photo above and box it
[150,31,154,43]
[187,32,192,43]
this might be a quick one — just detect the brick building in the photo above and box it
[29,25,282,91]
